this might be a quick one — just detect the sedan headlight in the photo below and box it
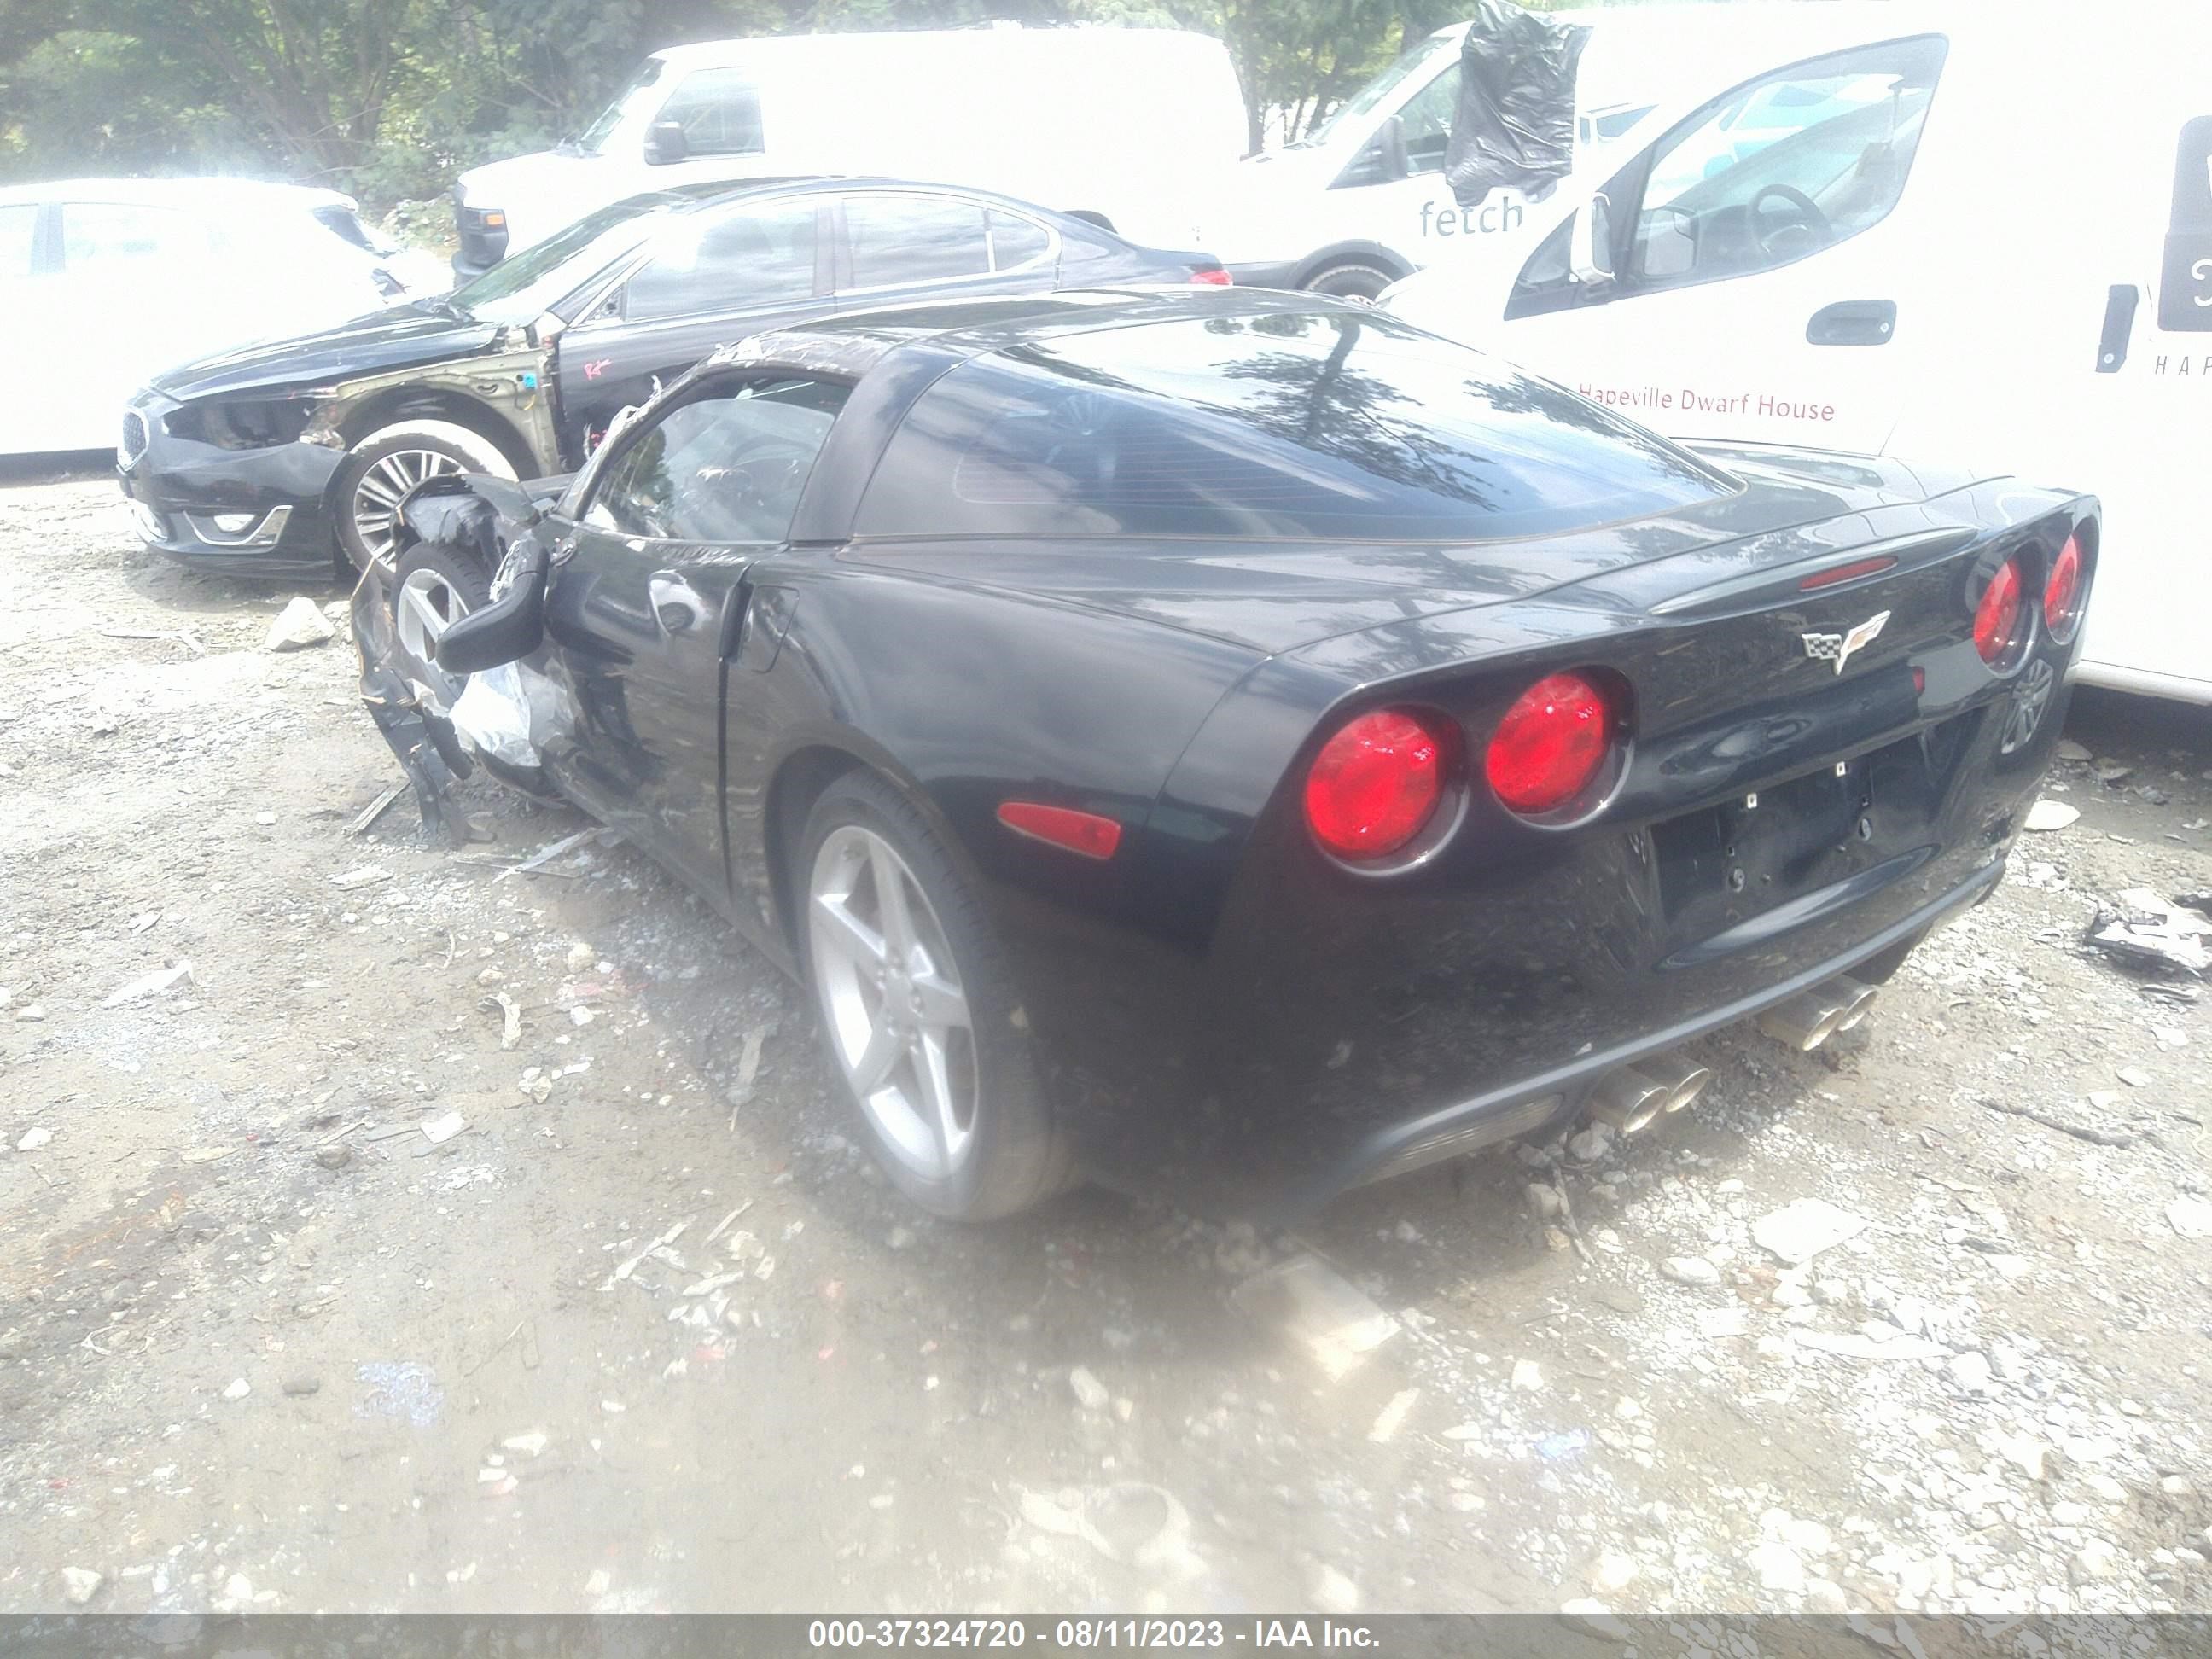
[165,397,323,451]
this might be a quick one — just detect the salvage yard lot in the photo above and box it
[2,469,2210,1621]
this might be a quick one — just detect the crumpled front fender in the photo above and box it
[352,560,474,847]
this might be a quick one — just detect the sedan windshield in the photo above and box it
[447,196,677,323]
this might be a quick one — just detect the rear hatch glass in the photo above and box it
[857,310,1737,543]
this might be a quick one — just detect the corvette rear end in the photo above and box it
[1032,451,2096,1215]
[338,289,2093,1223]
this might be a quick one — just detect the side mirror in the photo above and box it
[643,121,689,166]
[1568,193,1616,287]
[438,544,549,673]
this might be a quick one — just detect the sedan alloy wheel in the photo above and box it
[353,448,464,570]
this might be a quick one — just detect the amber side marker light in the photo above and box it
[998,801,1122,860]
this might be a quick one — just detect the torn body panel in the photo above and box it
[353,473,576,840]
[352,560,472,847]
[299,335,561,476]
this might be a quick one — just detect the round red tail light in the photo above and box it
[1304,708,1453,859]
[2044,535,2083,639]
[1972,556,2023,665]
[1485,671,1615,815]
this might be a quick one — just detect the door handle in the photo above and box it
[1807,300,1895,346]
[648,571,709,634]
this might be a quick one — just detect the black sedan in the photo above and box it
[352,289,2096,1222]
[116,178,1226,580]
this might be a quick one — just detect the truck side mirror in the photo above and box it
[1569,193,1616,287]
[643,121,689,166]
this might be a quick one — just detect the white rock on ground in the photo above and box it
[265,597,335,652]
[1068,1366,1110,1411]
[1662,1255,1722,1285]
[1748,1541,1807,1593]
[60,1566,102,1604]
[2024,799,2081,832]
[2167,1197,2212,1239]
[1310,1564,1359,1613]
[2072,1540,2122,1584]
[1751,1197,1870,1265]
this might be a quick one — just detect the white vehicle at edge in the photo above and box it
[0,177,443,457]
[1191,2,1867,300]
[1378,0,2212,705]
[450,25,1246,277]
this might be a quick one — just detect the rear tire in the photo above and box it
[798,771,1074,1221]
[1302,259,1399,301]
[335,418,515,575]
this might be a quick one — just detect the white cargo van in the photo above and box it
[1194,2,1864,300]
[451,25,1246,277]
[1378,1,2212,703]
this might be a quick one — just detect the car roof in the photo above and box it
[704,287,1352,383]
[665,173,1098,221]
[649,23,1216,72]
[0,176,357,211]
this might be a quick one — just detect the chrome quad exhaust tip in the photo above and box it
[1829,974,1880,1033]
[1636,1051,1715,1115]
[1756,975,1880,1051]
[1586,1067,1674,1135]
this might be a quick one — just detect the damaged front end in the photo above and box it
[352,473,572,844]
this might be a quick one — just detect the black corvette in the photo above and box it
[116,177,1225,580]
[352,288,2095,1221]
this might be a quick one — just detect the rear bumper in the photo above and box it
[118,399,343,582]
[1303,855,1997,1209]
[1014,630,2073,1220]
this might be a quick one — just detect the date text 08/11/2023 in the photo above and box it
[804,1617,1383,1649]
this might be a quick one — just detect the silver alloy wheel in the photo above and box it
[352,448,463,569]
[393,566,471,715]
[807,824,976,1181]
[2000,655,2058,754]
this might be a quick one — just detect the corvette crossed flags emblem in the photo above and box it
[1802,610,1891,676]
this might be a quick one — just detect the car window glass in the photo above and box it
[857,311,1730,543]
[0,205,36,278]
[626,200,818,320]
[450,195,676,323]
[847,195,990,288]
[987,211,1050,271]
[587,376,847,543]
[657,68,765,157]
[1628,37,1946,288]
[60,203,203,269]
[1398,63,1461,175]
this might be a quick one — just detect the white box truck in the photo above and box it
[1190,2,1851,300]
[450,25,1248,279]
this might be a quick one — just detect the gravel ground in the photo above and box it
[2,466,2209,1625]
